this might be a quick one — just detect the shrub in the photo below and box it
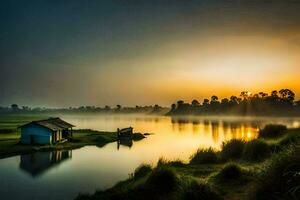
[134,164,152,179]
[182,181,223,200]
[157,157,185,168]
[145,167,179,194]
[242,139,270,161]
[221,139,245,160]
[215,163,242,181]
[259,124,287,138]
[252,145,300,200]
[190,148,219,164]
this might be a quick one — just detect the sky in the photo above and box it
[1,0,300,107]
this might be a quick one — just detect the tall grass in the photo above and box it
[182,181,223,200]
[279,133,300,146]
[157,157,185,168]
[252,145,300,200]
[144,167,179,194]
[134,164,152,179]
[190,148,219,164]
[242,139,270,161]
[215,163,242,182]
[221,139,245,160]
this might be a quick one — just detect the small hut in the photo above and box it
[19,117,75,145]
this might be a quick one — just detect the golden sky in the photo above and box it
[1,1,300,106]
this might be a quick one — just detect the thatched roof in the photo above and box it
[19,117,75,131]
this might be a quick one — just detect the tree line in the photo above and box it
[167,89,300,116]
[0,104,167,114]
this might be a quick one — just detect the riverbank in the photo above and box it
[0,115,146,159]
[77,126,300,200]
[0,129,119,159]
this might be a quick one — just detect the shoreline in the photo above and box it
[0,129,118,159]
[0,129,147,159]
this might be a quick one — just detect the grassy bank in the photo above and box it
[77,125,300,200]
[0,129,118,159]
[0,115,119,159]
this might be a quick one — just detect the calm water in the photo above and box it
[1,114,300,200]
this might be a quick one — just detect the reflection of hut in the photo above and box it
[20,150,72,177]
[19,118,75,145]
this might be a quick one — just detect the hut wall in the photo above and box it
[21,124,52,144]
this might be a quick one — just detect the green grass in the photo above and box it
[0,129,118,159]
[215,163,243,182]
[0,114,149,158]
[221,139,246,160]
[0,129,118,158]
[251,144,300,200]
[134,164,152,179]
[0,115,119,158]
[190,148,219,164]
[182,181,223,200]
[242,139,270,161]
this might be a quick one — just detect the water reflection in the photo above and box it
[62,114,300,152]
[20,150,72,177]
[170,117,261,144]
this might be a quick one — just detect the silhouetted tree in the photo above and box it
[203,99,209,106]
[177,100,184,106]
[211,95,219,102]
[11,104,19,111]
[116,105,122,110]
[167,88,299,116]
[171,103,176,111]
[191,100,200,107]
[221,98,229,104]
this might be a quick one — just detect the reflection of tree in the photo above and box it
[168,117,264,143]
[211,121,219,144]
[178,122,187,132]
[192,122,200,134]
[204,120,210,134]
[222,122,231,140]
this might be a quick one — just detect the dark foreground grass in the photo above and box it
[190,148,219,164]
[251,144,300,200]
[182,181,223,200]
[215,163,243,181]
[221,139,246,160]
[242,139,270,161]
[77,167,181,200]
[134,164,152,179]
